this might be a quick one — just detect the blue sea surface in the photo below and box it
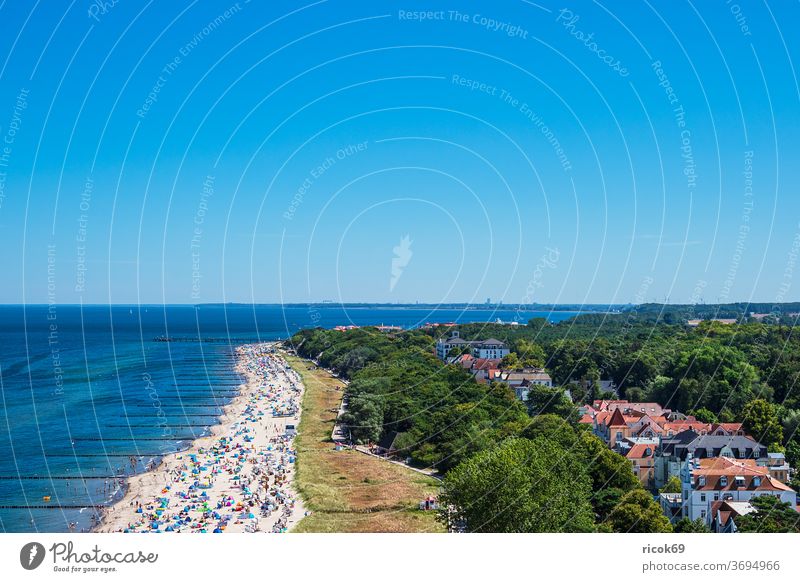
[0,304,579,532]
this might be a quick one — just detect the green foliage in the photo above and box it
[659,476,682,494]
[580,432,640,494]
[606,489,673,533]
[673,517,711,533]
[591,487,624,522]
[782,409,800,444]
[290,327,528,471]
[438,438,595,532]
[655,344,758,414]
[339,392,384,444]
[499,352,520,370]
[291,309,800,532]
[512,338,546,367]
[520,414,583,450]
[689,407,719,424]
[527,385,577,421]
[736,496,800,532]
[741,399,783,447]
[623,387,647,402]
[785,440,800,470]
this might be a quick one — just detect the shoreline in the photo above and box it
[96,343,307,533]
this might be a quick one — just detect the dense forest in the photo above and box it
[288,309,800,532]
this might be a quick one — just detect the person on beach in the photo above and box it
[100,345,303,534]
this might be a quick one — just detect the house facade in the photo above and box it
[655,432,767,490]
[436,331,510,361]
[680,456,796,525]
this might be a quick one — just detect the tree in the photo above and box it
[623,387,647,402]
[785,440,800,470]
[659,475,682,494]
[521,414,582,451]
[606,489,673,533]
[741,399,783,447]
[673,517,711,533]
[514,338,546,368]
[689,407,718,424]
[339,393,384,443]
[527,385,577,421]
[580,433,639,493]
[499,352,520,370]
[338,346,378,374]
[736,496,800,532]
[591,487,624,522]
[656,345,758,413]
[438,438,595,532]
[782,409,800,444]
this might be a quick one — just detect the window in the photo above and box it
[713,493,719,501]
[720,476,728,487]
[700,493,706,502]
[698,476,706,486]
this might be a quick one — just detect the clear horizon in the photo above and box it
[2,2,799,306]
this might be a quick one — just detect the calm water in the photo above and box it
[0,304,579,532]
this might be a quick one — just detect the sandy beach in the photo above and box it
[97,343,306,533]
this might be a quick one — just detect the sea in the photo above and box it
[0,304,581,533]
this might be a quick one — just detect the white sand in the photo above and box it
[97,344,307,533]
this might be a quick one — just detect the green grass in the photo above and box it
[284,353,444,533]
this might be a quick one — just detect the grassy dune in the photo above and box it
[284,353,444,533]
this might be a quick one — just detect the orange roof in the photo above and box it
[472,358,500,370]
[692,457,792,492]
[694,457,765,476]
[578,414,594,424]
[594,411,612,425]
[711,423,744,433]
[662,421,711,433]
[626,443,656,459]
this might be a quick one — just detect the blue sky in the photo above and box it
[0,1,799,305]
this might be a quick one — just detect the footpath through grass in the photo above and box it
[284,352,444,533]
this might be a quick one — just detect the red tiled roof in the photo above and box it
[692,457,792,492]
[626,443,656,459]
[608,409,627,427]
[472,358,501,370]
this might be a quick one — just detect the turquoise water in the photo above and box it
[0,304,579,532]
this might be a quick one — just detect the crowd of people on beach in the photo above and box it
[101,344,306,533]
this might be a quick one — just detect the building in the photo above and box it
[499,368,553,401]
[680,456,796,526]
[593,407,674,449]
[655,431,767,489]
[687,318,737,327]
[765,452,791,483]
[626,443,657,488]
[435,330,509,360]
[710,500,756,533]
[659,493,683,524]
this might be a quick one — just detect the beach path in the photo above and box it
[284,353,444,533]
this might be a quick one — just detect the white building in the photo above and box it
[680,456,796,525]
[435,331,510,361]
